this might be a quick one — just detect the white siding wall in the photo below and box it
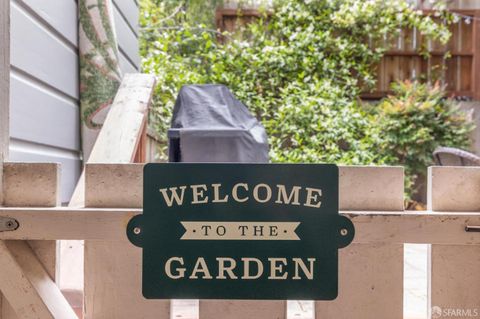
[9,0,139,203]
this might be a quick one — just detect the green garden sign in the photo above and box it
[127,163,354,300]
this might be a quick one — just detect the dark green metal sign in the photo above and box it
[127,163,354,300]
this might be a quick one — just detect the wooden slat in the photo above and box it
[2,163,60,208]
[318,166,404,319]
[460,56,473,91]
[428,166,480,314]
[200,300,286,319]
[88,73,155,163]
[339,166,404,211]
[428,166,480,211]
[0,241,77,319]
[84,164,169,319]
[0,208,479,244]
[473,11,480,100]
[1,162,63,319]
[68,73,155,207]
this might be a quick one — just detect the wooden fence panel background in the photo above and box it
[216,8,480,100]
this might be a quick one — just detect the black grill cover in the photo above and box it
[168,84,269,163]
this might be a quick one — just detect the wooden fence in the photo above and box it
[216,8,480,100]
[0,163,479,318]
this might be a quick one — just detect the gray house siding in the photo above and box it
[9,0,139,203]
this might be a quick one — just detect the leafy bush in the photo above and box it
[140,0,473,200]
[372,81,474,198]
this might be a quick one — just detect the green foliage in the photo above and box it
[372,81,474,197]
[140,0,473,200]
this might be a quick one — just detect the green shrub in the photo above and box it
[372,81,474,198]
[140,0,473,201]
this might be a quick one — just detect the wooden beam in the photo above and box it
[0,208,479,244]
[68,73,156,207]
[0,241,76,319]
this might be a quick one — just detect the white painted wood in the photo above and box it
[0,241,77,319]
[2,162,60,207]
[9,139,81,204]
[1,208,479,244]
[68,73,154,206]
[15,0,77,47]
[317,243,404,319]
[113,0,138,35]
[317,165,405,319]
[200,300,286,319]
[428,166,480,211]
[0,163,75,319]
[339,165,404,211]
[84,164,169,319]
[171,300,199,319]
[287,301,314,319]
[430,245,480,315]
[10,1,78,99]
[85,163,143,208]
[0,207,139,241]
[113,6,139,67]
[428,166,480,316]
[1,162,62,319]
[10,70,80,151]
[87,73,155,163]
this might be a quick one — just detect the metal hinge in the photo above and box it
[0,216,19,232]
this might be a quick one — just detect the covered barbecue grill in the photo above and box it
[168,84,269,163]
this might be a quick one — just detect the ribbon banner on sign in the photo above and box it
[180,221,301,240]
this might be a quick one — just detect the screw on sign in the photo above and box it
[127,163,355,300]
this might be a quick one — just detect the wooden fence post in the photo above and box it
[316,166,405,319]
[427,166,480,317]
[84,163,170,319]
[1,162,76,319]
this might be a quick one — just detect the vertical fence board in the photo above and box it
[316,166,404,319]
[428,166,480,315]
[84,163,170,319]
[200,300,286,319]
[1,163,75,319]
[2,163,61,317]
